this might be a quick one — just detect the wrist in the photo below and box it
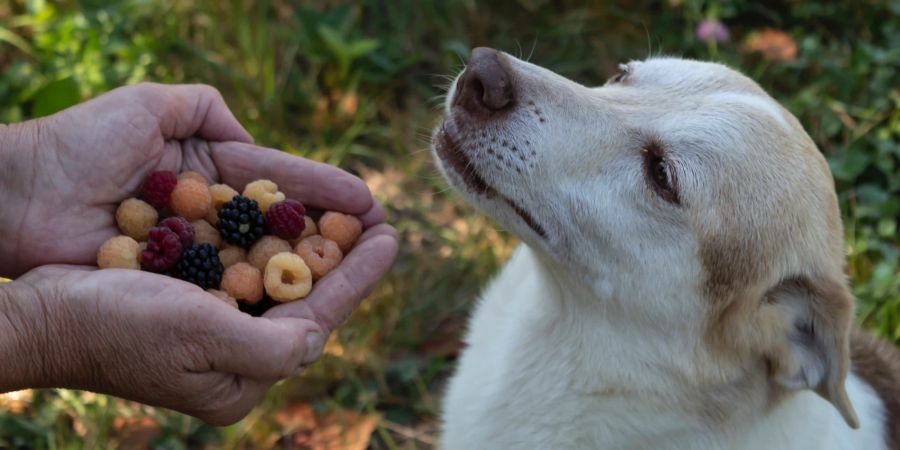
[0,121,42,277]
[0,280,44,392]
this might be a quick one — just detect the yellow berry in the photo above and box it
[191,220,221,248]
[264,252,312,302]
[243,179,285,213]
[97,236,141,270]
[115,198,158,241]
[248,236,292,272]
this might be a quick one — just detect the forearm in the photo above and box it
[0,281,44,393]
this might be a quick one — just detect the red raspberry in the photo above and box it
[141,227,183,272]
[158,217,195,247]
[265,199,306,240]
[140,170,178,209]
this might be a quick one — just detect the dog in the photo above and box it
[431,47,899,449]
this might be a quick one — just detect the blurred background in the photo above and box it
[0,0,897,448]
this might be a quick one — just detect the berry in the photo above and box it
[218,245,248,268]
[158,217,195,247]
[97,236,141,270]
[318,212,363,252]
[170,179,212,221]
[174,243,224,289]
[243,179,285,213]
[177,171,209,184]
[220,262,264,304]
[295,235,343,280]
[140,170,178,209]
[289,216,319,247]
[217,195,266,248]
[265,200,307,240]
[207,184,240,225]
[264,252,312,302]
[141,227,183,273]
[115,198,158,241]
[248,236,292,271]
[191,219,222,248]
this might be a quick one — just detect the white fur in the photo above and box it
[432,53,887,449]
[441,246,885,449]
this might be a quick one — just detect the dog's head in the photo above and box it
[432,48,858,427]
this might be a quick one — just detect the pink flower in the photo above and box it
[696,19,729,43]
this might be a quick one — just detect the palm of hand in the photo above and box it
[16,86,247,271]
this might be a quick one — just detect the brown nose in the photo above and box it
[455,47,514,113]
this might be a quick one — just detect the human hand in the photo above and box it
[0,83,399,423]
[0,258,389,425]
[0,82,390,277]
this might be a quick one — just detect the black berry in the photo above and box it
[175,243,224,289]
[217,195,266,248]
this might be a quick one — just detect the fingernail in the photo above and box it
[304,332,326,362]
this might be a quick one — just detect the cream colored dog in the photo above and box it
[432,48,899,450]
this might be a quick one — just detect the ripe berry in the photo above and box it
[142,227,184,273]
[140,170,178,209]
[217,195,266,248]
[158,217,195,247]
[174,243,224,289]
[265,199,306,240]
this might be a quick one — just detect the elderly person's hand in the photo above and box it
[0,84,398,424]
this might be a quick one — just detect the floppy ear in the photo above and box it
[764,275,859,429]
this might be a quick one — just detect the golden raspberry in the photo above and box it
[290,216,319,246]
[191,220,222,248]
[207,289,239,309]
[318,212,362,252]
[220,262,264,304]
[97,236,141,270]
[206,184,240,225]
[218,244,247,268]
[115,198,158,241]
[264,252,312,302]
[170,179,212,221]
[178,171,209,185]
[295,235,343,280]
[248,236,292,272]
[243,179,285,213]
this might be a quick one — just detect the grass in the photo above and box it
[0,0,898,448]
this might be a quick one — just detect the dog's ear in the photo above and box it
[764,274,859,429]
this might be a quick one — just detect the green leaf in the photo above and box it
[31,78,80,118]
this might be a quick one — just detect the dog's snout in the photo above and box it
[456,47,514,113]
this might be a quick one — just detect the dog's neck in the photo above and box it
[514,244,874,449]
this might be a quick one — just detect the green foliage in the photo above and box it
[0,0,897,447]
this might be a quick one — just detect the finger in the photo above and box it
[358,198,386,228]
[264,226,398,332]
[133,83,254,143]
[208,311,323,381]
[191,378,273,426]
[209,141,374,214]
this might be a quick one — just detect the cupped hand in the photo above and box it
[6,263,391,425]
[0,82,389,277]
[0,83,399,423]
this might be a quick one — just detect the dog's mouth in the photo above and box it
[434,121,547,239]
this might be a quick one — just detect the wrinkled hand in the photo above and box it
[4,264,387,425]
[0,84,398,424]
[0,82,390,276]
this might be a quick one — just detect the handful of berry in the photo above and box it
[97,170,363,315]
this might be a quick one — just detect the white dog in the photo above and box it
[431,48,899,450]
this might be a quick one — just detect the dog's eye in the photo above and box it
[607,64,630,84]
[643,145,679,204]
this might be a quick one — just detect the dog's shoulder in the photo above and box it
[851,330,900,449]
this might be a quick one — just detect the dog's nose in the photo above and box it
[456,47,514,113]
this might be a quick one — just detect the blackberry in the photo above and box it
[217,195,266,248]
[175,243,224,289]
